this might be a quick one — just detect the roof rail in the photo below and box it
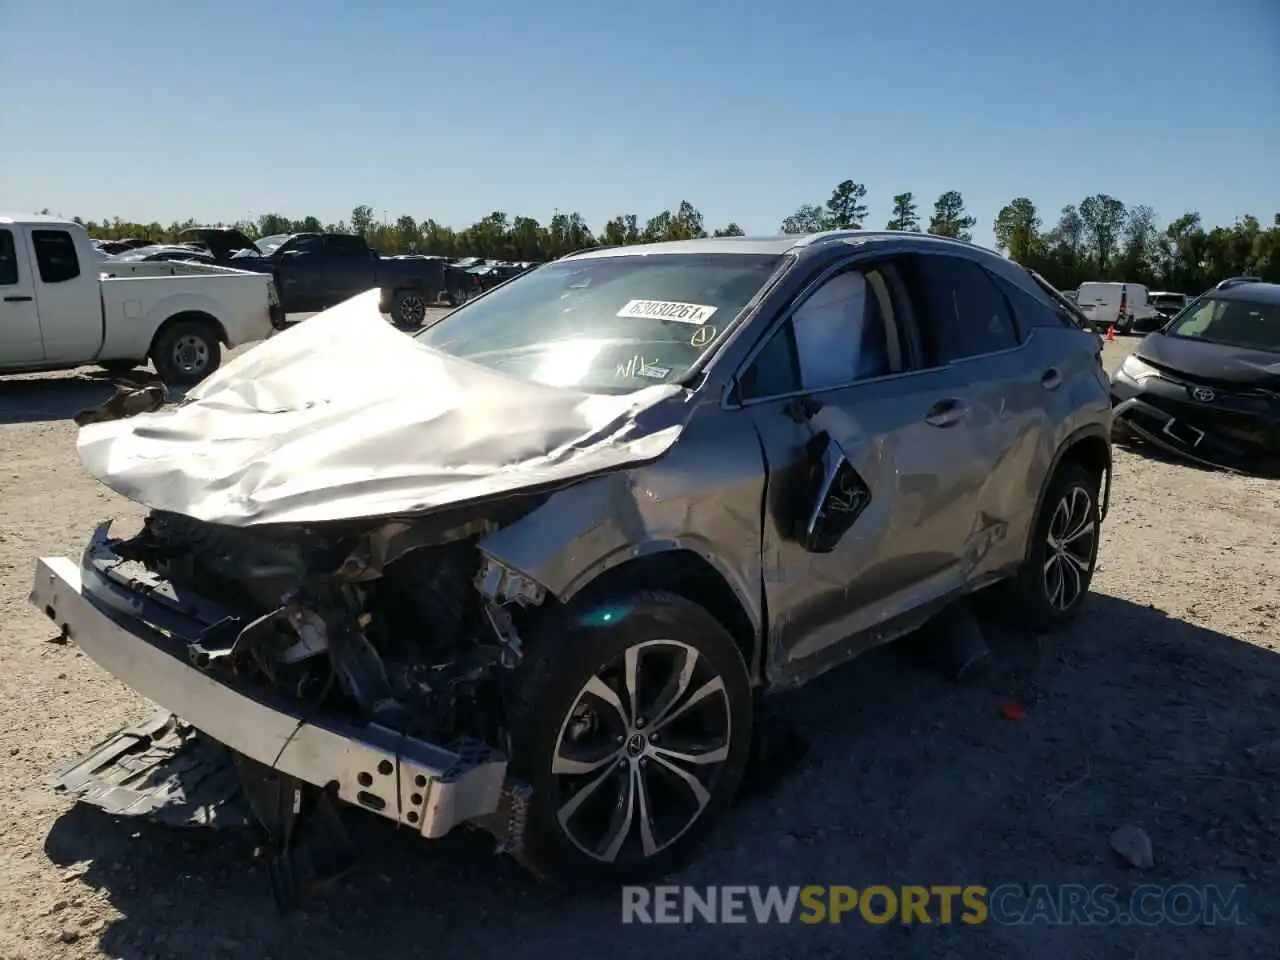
[794,229,988,252]
[560,244,621,259]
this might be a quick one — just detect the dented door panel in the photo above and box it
[746,366,986,680]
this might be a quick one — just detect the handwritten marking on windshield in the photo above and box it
[690,325,716,348]
[616,355,671,380]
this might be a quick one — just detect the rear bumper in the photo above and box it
[30,524,508,839]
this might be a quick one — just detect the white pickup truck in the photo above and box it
[1,215,280,386]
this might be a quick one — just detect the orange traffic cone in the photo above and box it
[1106,325,1116,342]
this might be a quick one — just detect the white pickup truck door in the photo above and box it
[21,226,105,363]
[0,226,45,364]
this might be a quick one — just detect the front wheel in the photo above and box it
[151,320,221,388]
[1000,461,1101,632]
[506,591,753,886]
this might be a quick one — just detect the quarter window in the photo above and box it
[911,255,1019,363]
[990,272,1076,331]
[31,230,81,284]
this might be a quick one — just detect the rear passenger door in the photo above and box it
[900,253,1058,581]
[323,235,379,304]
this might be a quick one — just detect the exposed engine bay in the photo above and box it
[111,504,548,747]
[47,503,554,909]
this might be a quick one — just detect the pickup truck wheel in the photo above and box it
[506,591,753,887]
[151,321,221,387]
[392,290,427,328]
[447,288,469,307]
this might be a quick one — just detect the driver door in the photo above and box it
[734,256,989,683]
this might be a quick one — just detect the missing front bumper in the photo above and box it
[30,539,509,840]
[1112,397,1277,475]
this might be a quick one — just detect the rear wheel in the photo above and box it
[1000,461,1101,632]
[151,320,221,387]
[392,289,427,328]
[506,591,753,886]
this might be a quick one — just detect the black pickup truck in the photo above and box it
[202,232,450,327]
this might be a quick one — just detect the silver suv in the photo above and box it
[33,231,1112,900]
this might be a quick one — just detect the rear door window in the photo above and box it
[31,230,81,284]
[0,230,18,285]
[906,255,1021,364]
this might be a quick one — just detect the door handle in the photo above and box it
[1041,367,1063,391]
[924,398,968,428]
[3,295,33,302]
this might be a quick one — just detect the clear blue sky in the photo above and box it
[2,0,1276,248]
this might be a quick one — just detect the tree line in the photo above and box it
[53,180,1280,293]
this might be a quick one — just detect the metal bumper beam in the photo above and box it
[30,550,507,839]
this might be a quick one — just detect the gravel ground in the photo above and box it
[0,326,1276,960]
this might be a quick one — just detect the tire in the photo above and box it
[391,289,427,328]
[506,590,753,887]
[1000,461,1101,632]
[151,319,221,388]
[447,287,468,308]
[97,360,140,375]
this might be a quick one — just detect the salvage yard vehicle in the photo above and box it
[1,215,280,386]
[31,231,1113,904]
[1145,290,1189,332]
[225,231,448,327]
[1076,281,1161,335]
[1110,280,1280,475]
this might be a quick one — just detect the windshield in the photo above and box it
[239,234,288,257]
[1165,295,1280,353]
[414,252,784,392]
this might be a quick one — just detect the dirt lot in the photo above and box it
[0,327,1276,960]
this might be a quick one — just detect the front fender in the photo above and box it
[477,406,767,636]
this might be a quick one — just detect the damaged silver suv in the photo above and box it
[32,231,1112,900]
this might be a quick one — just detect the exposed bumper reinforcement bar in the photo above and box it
[30,549,508,840]
[1112,397,1245,474]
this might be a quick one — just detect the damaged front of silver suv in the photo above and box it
[33,234,1111,910]
[32,252,784,908]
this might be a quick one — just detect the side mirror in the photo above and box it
[797,430,871,553]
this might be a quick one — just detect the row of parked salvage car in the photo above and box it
[90,231,539,325]
[26,226,1280,912]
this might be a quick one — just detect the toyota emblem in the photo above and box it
[1191,386,1215,402]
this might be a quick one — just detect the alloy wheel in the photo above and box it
[1043,486,1096,611]
[399,294,426,326]
[551,639,733,864]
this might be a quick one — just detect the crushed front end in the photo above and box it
[1111,358,1280,476]
[31,508,546,908]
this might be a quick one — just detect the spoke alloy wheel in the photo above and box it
[172,335,210,375]
[400,294,426,326]
[1043,486,1096,611]
[551,639,733,864]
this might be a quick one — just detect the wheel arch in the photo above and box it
[552,545,764,686]
[148,309,228,359]
[1024,425,1112,564]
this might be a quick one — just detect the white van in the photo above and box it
[1074,282,1160,334]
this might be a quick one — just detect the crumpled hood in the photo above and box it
[77,291,685,527]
